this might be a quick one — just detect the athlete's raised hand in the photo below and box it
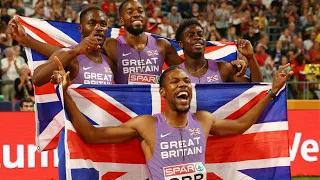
[271,63,293,94]
[73,24,100,55]
[51,56,71,91]
[230,59,247,77]
[6,16,28,45]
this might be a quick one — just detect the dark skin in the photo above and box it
[102,0,183,69]
[178,24,263,82]
[30,10,110,86]
[53,56,293,163]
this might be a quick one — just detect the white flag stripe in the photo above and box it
[68,89,123,127]
[244,121,288,134]
[212,85,272,119]
[35,93,59,103]
[37,110,65,150]
[20,16,78,47]
[93,88,138,118]
[204,46,237,60]
[206,157,290,180]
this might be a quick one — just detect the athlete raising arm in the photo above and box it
[52,55,292,179]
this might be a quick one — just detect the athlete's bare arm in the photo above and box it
[217,61,251,82]
[32,26,101,86]
[158,39,183,66]
[7,17,61,57]
[199,64,292,137]
[236,39,263,82]
[102,38,118,67]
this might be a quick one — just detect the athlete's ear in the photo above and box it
[119,17,124,26]
[177,41,183,49]
[78,24,82,34]
[159,87,166,97]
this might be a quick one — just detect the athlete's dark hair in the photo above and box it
[159,65,183,88]
[80,6,104,23]
[119,0,130,15]
[175,18,204,42]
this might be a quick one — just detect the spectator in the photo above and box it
[13,45,26,63]
[206,23,221,41]
[1,8,11,26]
[215,2,230,38]
[255,43,269,67]
[158,15,174,38]
[147,7,162,33]
[225,26,238,42]
[178,0,191,19]
[308,42,320,64]
[302,15,315,40]
[255,9,268,30]
[167,6,182,30]
[243,25,260,48]
[19,98,34,112]
[229,11,242,36]
[279,28,292,51]
[1,47,26,101]
[14,65,34,101]
[304,31,317,51]
[191,4,200,18]
[270,40,286,67]
[260,58,276,82]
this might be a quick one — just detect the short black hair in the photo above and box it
[20,98,34,108]
[159,65,183,88]
[119,0,130,15]
[175,18,204,42]
[80,6,104,23]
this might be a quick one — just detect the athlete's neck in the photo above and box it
[184,56,207,72]
[86,50,102,63]
[124,32,148,50]
[164,109,188,128]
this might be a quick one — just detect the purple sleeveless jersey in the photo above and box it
[147,112,207,180]
[72,53,114,85]
[179,60,222,83]
[115,35,163,84]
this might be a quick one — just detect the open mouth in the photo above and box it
[132,20,143,26]
[193,43,203,48]
[176,91,189,103]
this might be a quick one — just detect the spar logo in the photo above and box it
[128,73,159,84]
[163,162,206,180]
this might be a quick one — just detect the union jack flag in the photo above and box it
[189,128,201,136]
[18,16,238,151]
[57,83,290,180]
[207,75,219,82]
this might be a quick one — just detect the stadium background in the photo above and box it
[0,0,319,179]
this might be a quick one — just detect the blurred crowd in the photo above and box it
[0,0,320,105]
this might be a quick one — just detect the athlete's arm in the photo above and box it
[218,61,251,82]
[160,39,184,66]
[235,39,263,82]
[64,91,141,144]
[32,26,100,86]
[210,64,293,136]
[7,17,61,57]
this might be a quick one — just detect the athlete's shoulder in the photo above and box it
[194,111,215,123]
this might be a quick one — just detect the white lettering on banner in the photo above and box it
[160,137,202,159]
[84,72,112,85]
[122,58,160,74]
[163,162,206,180]
[290,132,319,162]
[2,144,58,168]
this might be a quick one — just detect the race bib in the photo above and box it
[128,73,159,84]
[163,162,206,180]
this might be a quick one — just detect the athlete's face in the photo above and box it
[178,24,206,59]
[160,69,192,114]
[80,10,108,46]
[120,0,146,36]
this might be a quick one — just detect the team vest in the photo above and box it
[115,35,163,84]
[72,53,114,85]
[147,112,207,180]
[179,60,222,83]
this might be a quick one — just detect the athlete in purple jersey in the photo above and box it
[7,7,114,86]
[176,19,263,83]
[53,56,293,179]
